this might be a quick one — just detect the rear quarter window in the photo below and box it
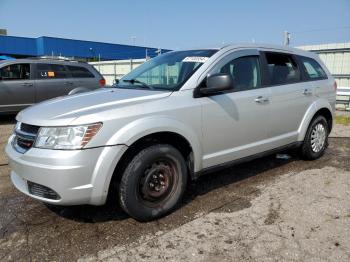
[67,65,95,78]
[299,56,328,80]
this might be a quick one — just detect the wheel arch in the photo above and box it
[298,100,334,141]
[105,130,199,203]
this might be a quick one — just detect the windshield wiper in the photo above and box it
[122,79,154,90]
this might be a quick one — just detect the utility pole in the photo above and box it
[145,48,150,60]
[284,31,290,46]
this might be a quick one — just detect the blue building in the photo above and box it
[0,35,170,61]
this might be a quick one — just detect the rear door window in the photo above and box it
[0,64,30,80]
[265,52,301,85]
[299,56,327,80]
[36,63,67,79]
[66,66,94,78]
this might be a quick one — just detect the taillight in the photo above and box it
[99,78,106,87]
[334,81,337,92]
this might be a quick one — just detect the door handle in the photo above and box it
[21,82,33,87]
[302,89,312,95]
[64,81,74,85]
[254,96,269,103]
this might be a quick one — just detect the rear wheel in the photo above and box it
[300,115,329,160]
[118,144,187,221]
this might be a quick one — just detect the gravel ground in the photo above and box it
[0,113,349,262]
[88,167,350,262]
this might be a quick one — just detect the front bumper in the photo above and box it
[5,135,127,205]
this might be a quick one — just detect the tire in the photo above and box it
[300,115,329,160]
[118,144,188,221]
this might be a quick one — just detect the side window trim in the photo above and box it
[294,55,310,82]
[258,51,270,87]
[63,65,73,78]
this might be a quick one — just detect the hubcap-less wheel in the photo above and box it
[310,123,326,153]
[139,159,178,206]
[118,144,187,221]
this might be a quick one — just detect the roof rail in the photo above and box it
[31,56,83,62]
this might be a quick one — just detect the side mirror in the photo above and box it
[200,73,234,96]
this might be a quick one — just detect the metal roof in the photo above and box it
[0,35,170,60]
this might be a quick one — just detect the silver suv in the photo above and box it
[5,44,336,221]
[0,58,105,113]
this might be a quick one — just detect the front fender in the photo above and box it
[106,116,203,172]
[297,99,334,141]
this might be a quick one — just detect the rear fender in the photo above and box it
[297,99,333,141]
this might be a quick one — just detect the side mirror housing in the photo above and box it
[199,73,234,96]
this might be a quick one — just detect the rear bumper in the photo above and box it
[5,135,128,205]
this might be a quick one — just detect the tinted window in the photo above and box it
[219,56,261,91]
[265,52,300,85]
[0,64,30,80]
[299,56,327,80]
[36,63,67,79]
[67,66,94,78]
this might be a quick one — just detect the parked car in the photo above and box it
[0,58,105,113]
[6,44,336,221]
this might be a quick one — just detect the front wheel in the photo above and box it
[300,115,329,160]
[118,144,188,221]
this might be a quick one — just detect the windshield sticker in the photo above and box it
[182,56,209,63]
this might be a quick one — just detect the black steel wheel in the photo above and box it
[119,144,187,221]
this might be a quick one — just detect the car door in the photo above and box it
[34,63,71,103]
[261,51,314,147]
[199,49,271,169]
[0,62,35,113]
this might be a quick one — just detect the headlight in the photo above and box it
[34,123,102,150]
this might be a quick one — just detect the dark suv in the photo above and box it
[0,58,105,113]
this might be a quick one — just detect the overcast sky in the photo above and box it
[0,0,349,49]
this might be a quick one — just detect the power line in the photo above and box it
[292,26,350,34]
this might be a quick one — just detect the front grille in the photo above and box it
[20,123,40,134]
[27,181,60,200]
[13,122,40,153]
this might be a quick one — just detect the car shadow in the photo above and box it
[47,150,298,223]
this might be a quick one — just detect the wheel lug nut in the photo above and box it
[153,175,157,179]
[159,174,164,179]
[149,183,154,188]
[160,181,165,186]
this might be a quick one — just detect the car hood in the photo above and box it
[17,88,172,126]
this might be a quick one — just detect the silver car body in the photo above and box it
[5,44,336,205]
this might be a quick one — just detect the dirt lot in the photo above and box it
[0,114,349,262]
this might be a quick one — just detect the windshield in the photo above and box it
[116,49,217,91]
